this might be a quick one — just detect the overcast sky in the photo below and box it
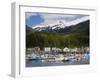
[26,13,89,28]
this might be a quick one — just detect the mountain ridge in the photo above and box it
[26,20,89,34]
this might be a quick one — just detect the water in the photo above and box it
[26,53,89,67]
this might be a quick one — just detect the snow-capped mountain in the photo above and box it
[26,20,89,34]
[32,16,89,32]
[30,19,89,34]
[32,21,66,32]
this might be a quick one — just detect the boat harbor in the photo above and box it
[26,47,89,67]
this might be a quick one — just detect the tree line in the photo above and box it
[26,32,89,50]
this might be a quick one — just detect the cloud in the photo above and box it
[38,13,89,26]
[65,16,89,26]
[26,13,89,28]
[26,13,39,19]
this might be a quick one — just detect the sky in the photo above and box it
[26,12,89,28]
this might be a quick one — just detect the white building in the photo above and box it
[70,48,78,52]
[44,47,50,52]
[63,47,70,52]
[52,47,62,52]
